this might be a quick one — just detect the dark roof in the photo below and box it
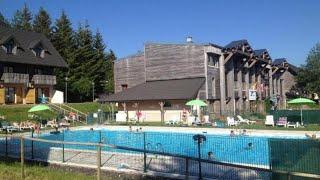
[272,58,287,65]
[224,39,248,49]
[253,49,267,57]
[0,25,68,68]
[99,78,205,102]
[273,58,299,74]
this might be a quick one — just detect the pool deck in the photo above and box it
[73,125,316,138]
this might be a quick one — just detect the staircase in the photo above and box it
[44,101,88,124]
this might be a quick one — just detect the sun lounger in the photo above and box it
[236,115,256,124]
[227,117,237,126]
[276,117,287,127]
[265,115,274,126]
[287,122,297,128]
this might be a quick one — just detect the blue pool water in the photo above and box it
[39,130,303,167]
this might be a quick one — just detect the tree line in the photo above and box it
[0,4,115,102]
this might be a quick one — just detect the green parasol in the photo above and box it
[28,104,51,113]
[186,99,207,106]
[288,98,315,125]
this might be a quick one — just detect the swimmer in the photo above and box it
[90,128,94,131]
[245,142,253,150]
[242,129,247,136]
[230,130,235,137]
[208,151,214,160]
[129,125,132,132]
[305,133,319,140]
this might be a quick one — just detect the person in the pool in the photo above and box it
[245,142,253,150]
[305,132,320,140]
[129,125,132,132]
[241,129,247,136]
[208,151,214,160]
[230,130,236,137]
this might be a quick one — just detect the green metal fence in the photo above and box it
[269,138,320,176]
[270,110,320,124]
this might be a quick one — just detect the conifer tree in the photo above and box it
[0,12,10,26]
[33,7,52,38]
[12,3,32,30]
[52,11,76,100]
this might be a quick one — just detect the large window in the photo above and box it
[5,87,15,103]
[3,66,13,73]
[5,40,14,54]
[207,53,219,68]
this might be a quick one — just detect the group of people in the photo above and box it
[230,129,248,137]
[129,125,142,132]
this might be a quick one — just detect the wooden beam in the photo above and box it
[271,67,279,75]
[121,102,129,123]
[224,53,234,64]
[248,59,257,68]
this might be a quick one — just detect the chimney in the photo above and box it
[186,36,193,43]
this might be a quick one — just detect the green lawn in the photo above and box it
[0,102,112,123]
[0,162,95,180]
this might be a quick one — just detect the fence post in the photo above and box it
[185,158,189,179]
[97,144,101,180]
[5,130,8,158]
[143,132,147,172]
[31,129,34,159]
[62,130,65,163]
[20,136,25,180]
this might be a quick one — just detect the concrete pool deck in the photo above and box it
[72,125,317,138]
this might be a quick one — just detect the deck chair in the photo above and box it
[227,117,237,126]
[265,115,274,126]
[237,115,256,125]
[276,117,287,127]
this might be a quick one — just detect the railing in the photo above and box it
[32,74,56,85]
[43,99,88,123]
[0,73,29,84]
[0,132,319,180]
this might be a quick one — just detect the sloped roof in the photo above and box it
[0,25,68,68]
[273,58,298,74]
[99,77,205,102]
[253,49,267,57]
[224,39,248,49]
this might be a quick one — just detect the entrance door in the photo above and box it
[5,87,15,104]
[16,87,23,104]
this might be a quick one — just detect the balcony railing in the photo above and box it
[1,73,29,84]
[32,74,56,85]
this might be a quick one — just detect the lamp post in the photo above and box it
[193,134,206,179]
[65,77,68,103]
[92,82,95,102]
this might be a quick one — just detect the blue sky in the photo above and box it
[1,0,320,66]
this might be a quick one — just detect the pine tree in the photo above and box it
[0,12,10,26]
[33,7,52,38]
[105,50,116,94]
[93,30,108,95]
[52,11,76,101]
[12,3,32,31]
[71,21,96,102]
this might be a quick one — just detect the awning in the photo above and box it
[99,77,205,102]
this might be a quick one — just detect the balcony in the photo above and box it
[1,73,29,84]
[32,74,56,85]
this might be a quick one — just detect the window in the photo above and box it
[3,39,15,54]
[3,66,13,73]
[34,46,44,57]
[164,101,172,107]
[34,68,43,75]
[121,84,128,91]
[207,53,219,67]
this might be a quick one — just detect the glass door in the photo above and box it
[5,87,15,103]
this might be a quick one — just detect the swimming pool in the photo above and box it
[39,129,306,168]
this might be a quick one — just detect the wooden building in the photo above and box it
[0,22,67,104]
[100,38,297,122]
